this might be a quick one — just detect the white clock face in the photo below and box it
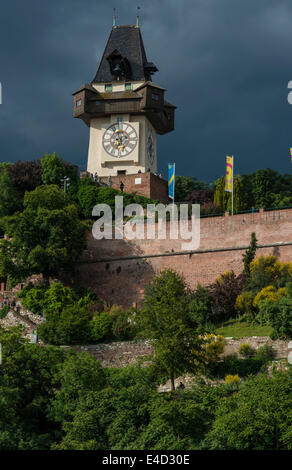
[146,129,154,165]
[102,122,138,158]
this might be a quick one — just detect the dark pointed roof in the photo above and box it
[92,25,158,83]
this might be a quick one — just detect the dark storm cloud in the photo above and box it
[1,0,292,181]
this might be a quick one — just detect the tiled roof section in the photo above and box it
[95,91,142,100]
[72,83,98,95]
[92,26,157,83]
[164,100,177,109]
[135,81,166,92]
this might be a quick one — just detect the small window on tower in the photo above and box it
[125,82,132,91]
[76,99,82,107]
[105,84,112,92]
[152,93,160,101]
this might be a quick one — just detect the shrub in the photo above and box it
[189,284,213,327]
[238,343,256,358]
[246,256,292,292]
[253,285,286,308]
[235,291,255,321]
[90,311,113,342]
[108,305,137,340]
[258,296,292,339]
[225,374,240,384]
[208,271,244,322]
[18,284,47,315]
[255,344,275,363]
[202,334,225,369]
[212,355,264,378]
[38,305,92,345]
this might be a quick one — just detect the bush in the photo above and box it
[253,285,286,308]
[38,305,92,345]
[18,284,47,315]
[189,284,213,327]
[225,374,240,384]
[255,344,275,363]
[90,311,113,342]
[246,256,292,292]
[212,355,264,378]
[235,291,255,321]
[108,305,137,340]
[238,343,256,358]
[259,296,292,339]
[208,271,244,322]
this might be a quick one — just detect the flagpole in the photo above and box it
[231,155,234,216]
[173,163,175,207]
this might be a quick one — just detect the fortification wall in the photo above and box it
[73,208,292,308]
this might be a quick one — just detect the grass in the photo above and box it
[215,318,273,338]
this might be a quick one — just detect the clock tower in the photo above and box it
[73,22,176,179]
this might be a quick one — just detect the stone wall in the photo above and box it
[73,207,292,308]
[65,336,289,368]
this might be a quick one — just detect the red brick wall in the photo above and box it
[99,172,169,203]
[73,208,292,308]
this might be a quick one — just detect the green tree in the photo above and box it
[242,232,258,276]
[0,169,22,217]
[0,327,65,449]
[205,372,292,449]
[50,351,106,424]
[0,185,87,285]
[251,168,278,209]
[136,269,203,391]
[41,152,65,186]
[175,176,207,202]
[214,176,246,213]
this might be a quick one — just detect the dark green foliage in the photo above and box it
[18,284,47,315]
[0,185,87,284]
[1,329,292,450]
[242,232,257,276]
[38,305,92,345]
[255,344,275,363]
[90,311,113,342]
[175,175,208,202]
[77,183,157,219]
[259,296,292,339]
[189,284,214,327]
[205,372,292,450]
[0,327,65,449]
[211,355,264,378]
[251,168,276,208]
[0,168,22,217]
[7,159,42,195]
[41,152,65,186]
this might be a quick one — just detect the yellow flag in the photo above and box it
[225,155,233,193]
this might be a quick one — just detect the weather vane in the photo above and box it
[113,8,117,27]
[136,6,141,27]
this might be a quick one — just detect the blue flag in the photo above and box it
[168,163,175,200]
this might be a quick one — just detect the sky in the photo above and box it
[1,0,292,182]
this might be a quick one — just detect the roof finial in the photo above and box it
[113,8,117,27]
[136,6,141,28]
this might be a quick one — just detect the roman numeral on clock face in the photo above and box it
[103,122,138,157]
